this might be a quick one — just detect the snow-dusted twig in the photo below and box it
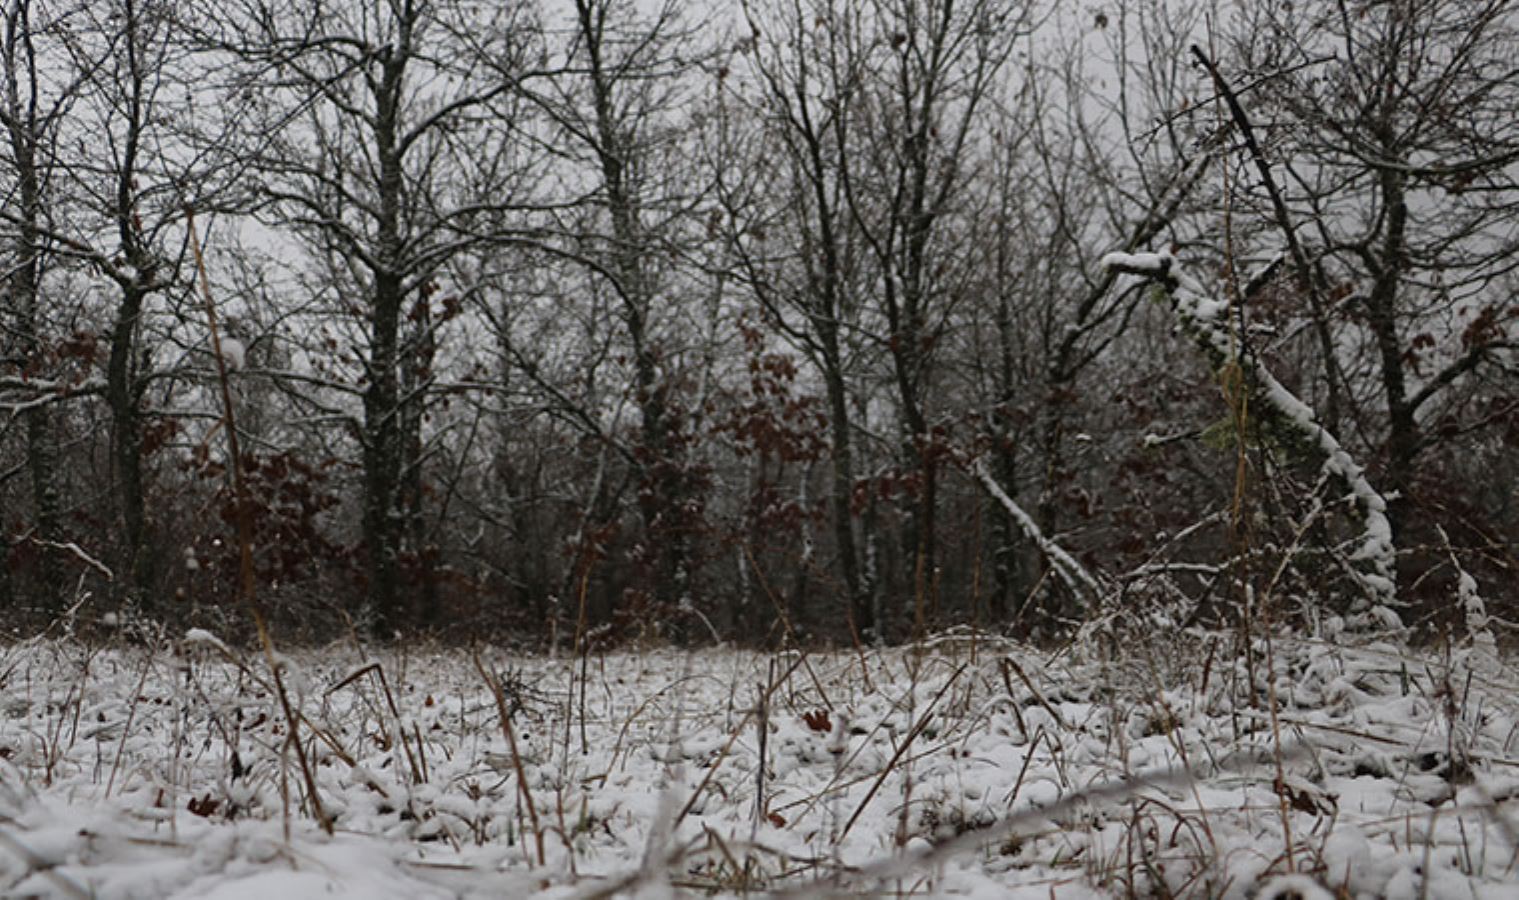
[1437,525,1500,674]
[24,539,113,582]
[0,376,106,416]
[188,208,332,835]
[183,627,233,658]
[471,651,545,867]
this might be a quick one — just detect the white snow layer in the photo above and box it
[1,637,1513,898]
[1098,250,1176,275]
[220,338,246,372]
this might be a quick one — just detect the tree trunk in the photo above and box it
[1033,375,1068,614]
[890,351,936,632]
[987,288,1021,623]
[401,297,438,626]
[4,14,62,608]
[363,267,405,633]
[15,163,62,604]
[987,439,1018,623]
[581,1,692,633]
[363,52,409,634]
[818,332,871,640]
[107,286,148,605]
[1365,160,1415,552]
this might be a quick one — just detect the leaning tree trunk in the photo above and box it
[1104,251,1399,624]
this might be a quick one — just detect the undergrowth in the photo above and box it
[0,626,1514,898]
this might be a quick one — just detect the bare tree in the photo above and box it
[1230,0,1519,560]
[721,0,881,637]
[0,0,72,604]
[477,0,718,636]
[0,0,223,609]
[203,0,534,633]
[834,0,1028,630]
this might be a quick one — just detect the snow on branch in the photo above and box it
[1104,253,1398,619]
[1099,250,1177,281]
[971,459,1102,607]
[0,375,105,415]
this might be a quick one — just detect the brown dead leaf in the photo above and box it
[187,794,221,818]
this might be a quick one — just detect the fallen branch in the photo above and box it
[25,539,113,582]
[971,458,1102,608]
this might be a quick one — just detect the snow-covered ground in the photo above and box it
[0,629,1515,898]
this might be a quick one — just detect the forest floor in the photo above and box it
[0,627,1515,898]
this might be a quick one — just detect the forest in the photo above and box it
[3,3,1519,897]
[1,0,1515,647]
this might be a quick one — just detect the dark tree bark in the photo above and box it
[0,0,62,604]
[99,0,169,607]
[361,42,410,633]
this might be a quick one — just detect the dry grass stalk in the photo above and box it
[187,207,331,835]
[472,649,546,866]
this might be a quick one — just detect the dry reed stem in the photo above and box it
[838,662,967,843]
[187,207,330,835]
[471,649,546,866]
